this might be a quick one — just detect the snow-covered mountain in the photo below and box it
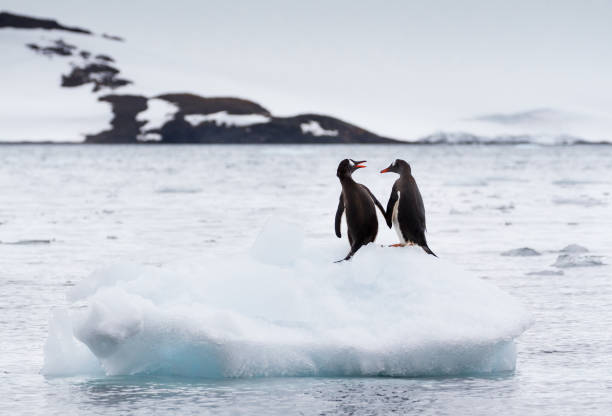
[0,11,396,143]
[421,107,612,145]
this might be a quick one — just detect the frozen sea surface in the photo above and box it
[1,144,612,415]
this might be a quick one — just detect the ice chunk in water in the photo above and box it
[42,310,102,376]
[526,270,564,276]
[501,247,541,257]
[559,244,589,254]
[553,254,604,268]
[43,222,531,378]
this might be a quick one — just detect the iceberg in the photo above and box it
[501,247,541,257]
[43,222,531,378]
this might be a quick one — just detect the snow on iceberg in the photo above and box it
[43,222,531,378]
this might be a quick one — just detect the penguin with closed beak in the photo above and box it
[380,159,436,256]
[335,159,386,261]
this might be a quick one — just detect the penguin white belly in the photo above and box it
[392,198,406,244]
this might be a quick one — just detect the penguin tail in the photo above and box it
[334,251,354,263]
[334,245,361,263]
[343,249,356,261]
[421,245,437,257]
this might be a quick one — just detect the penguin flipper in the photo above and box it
[362,185,387,219]
[384,184,399,228]
[334,194,344,238]
[412,182,427,232]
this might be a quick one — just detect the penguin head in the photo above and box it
[337,159,367,178]
[380,159,411,175]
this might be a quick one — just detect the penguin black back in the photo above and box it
[335,159,386,261]
[381,159,436,257]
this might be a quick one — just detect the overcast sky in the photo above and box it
[4,0,612,139]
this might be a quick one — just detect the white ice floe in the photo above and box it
[43,221,531,378]
[184,111,270,127]
[300,120,339,137]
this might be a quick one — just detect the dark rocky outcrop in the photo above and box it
[62,63,131,92]
[23,36,131,92]
[157,93,271,116]
[85,95,148,143]
[0,11,91,34]
[102,33,124,42]
[26,39,77,57]
[95,54,114,63]
[265,114,393,144]
[88,93,399,144]
[159,112,395,144]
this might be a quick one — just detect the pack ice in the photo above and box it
[43,222,531,378]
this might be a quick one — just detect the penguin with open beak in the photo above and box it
[381,159,437,256]
[335,159,386,261]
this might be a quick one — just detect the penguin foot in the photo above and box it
[389,243,406,247]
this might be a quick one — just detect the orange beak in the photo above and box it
[355,164,366,169]
[380,168,390,173]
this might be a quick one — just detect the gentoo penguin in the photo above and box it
[335,159,386,261]
[380,159,436,256]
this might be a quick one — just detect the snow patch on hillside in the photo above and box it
[300,120,339,137]
[136,98,178,140]
[184,111,270,127]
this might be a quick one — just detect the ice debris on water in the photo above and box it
[0,239,53,245]
[155,186,202,194]
[42,221,531,378]
[553,254,604,268]
[552,197,606,207]
[501,247,541,257]
[526,270,564,276]
[559,244,589,254]
[551,243,603,268]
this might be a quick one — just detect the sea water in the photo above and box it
[1,144,611,415]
